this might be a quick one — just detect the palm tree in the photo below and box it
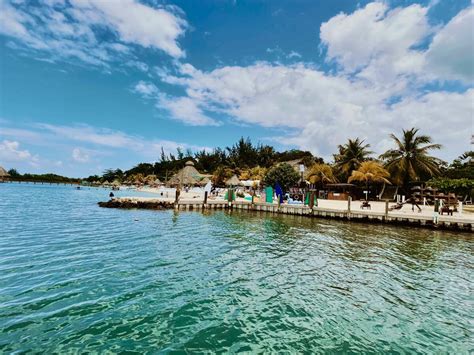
[306,163,337,188]
[379,128,443,191]
[334,138,373,178]
[348,161,391,200]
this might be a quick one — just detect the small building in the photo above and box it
[325,183,356,200]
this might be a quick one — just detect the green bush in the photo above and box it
[427,178,474,198]
[263,163,300,192]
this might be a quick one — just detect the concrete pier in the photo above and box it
[99,197,474,233]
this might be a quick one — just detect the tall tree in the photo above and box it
[263,163,300,192]
[379,128,443,190]
[348,161,391,200]
[306,163,337,188]
[334,138,372,178]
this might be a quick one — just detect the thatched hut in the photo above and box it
[144,175,157,186]
[112,179,121,187]
[225,175,241,187]
[0,166,10,182]
[167,161,209,187]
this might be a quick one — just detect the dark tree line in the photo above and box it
[85,137,323,183]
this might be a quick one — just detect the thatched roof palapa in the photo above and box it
[112,179,121,187]
[226,175,241,186]
[167,160,208,186]
[0,166,10,177]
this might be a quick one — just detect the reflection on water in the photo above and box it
[0,183,472,353]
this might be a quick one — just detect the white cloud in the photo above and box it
[0,140,39,166]
[0,0,187,67]
[1,122,212,175]
[17,123,210,157]
[426,6,474,83]
[72,147,90,163]
[132,80,218,126]
[157,95,219,126]
[133,81,158,97]
[159,62,386,129]
[70,0,187,57]
[153,56,472,160]
[39,123,144,149]
[140,2,472,161]
[320,2,431,84]
[288,51,302,59]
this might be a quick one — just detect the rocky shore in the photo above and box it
[98,198,174,210]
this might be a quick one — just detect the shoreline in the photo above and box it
[99,196,474,233]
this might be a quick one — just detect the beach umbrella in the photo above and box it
[225,175,241,187]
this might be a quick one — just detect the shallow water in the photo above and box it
[0,183,472,353]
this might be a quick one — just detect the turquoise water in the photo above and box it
[1,183,472,353]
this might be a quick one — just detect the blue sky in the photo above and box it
[0,0,472,177]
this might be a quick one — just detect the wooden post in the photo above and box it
[228,188,233,208]
[385,200,389,219]
[175,189,180,205]
[309,192,314,209]
[251,193,254,205]
[204,191,208,205]
[347,196,351,212]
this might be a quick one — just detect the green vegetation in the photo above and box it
[7,129,471,196]
[348,161,391,200]
[263,163,301,192]
[427,178,474,198]
[306,163,337,188]
[82,137,322,186]
[428,151,474,198]
[379,128,444,192]
[334,138,372,181]
[7,169,79,184]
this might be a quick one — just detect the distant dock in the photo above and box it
[99,197,474,233]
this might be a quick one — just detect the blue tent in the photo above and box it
[275,183,283,203]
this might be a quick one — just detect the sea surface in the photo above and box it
[1,183,472,353]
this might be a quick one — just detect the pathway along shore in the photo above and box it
[99,197,474,233]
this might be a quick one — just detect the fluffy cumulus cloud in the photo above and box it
[320,2,430,80]
[0,0,187,67]
[71,147,90,163]
[425,6,474,83]
[158,95,219,126]
[138,2,472,160]
[133,81,158,97]
[2,1,472,163]
[152,61,472,159]
[0,140,39,166]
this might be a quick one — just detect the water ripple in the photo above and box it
[0,183,473,353]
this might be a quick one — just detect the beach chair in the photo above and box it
[360,201,371,210]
